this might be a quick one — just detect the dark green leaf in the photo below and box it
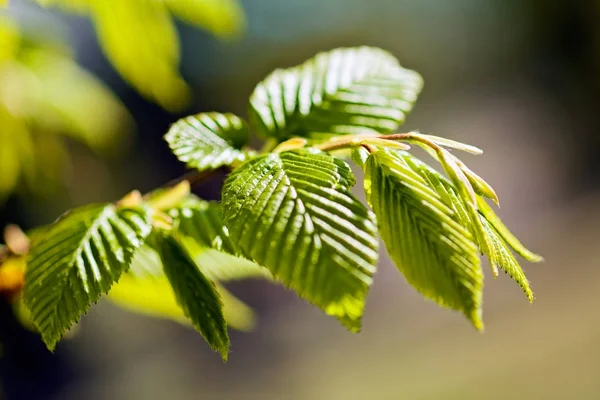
[158,234,229,360]
[24,204,152,350]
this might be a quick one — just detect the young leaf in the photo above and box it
[165,113,252,172]
[400,153,535,297]
[362,148,484,329]
[249,46,423,141]
[476,197,543,263]
[158,234,230,360]
[480,218,534,301]
[107,246,257,331]
[437,150,494,265]
[222,150,379,331]
[24,204,152,350]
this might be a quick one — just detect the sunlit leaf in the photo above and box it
[165,113,253,172]
[481,217,534,301]
[23,204,152,350]
[476,197,543,263]
[222,150,379,331]
[401,152,535,296]
[363,148,483,329]
[249,46,423,141]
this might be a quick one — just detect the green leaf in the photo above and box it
[363,148,484,329]
[36,0,245,110]
[480,218,534,301]
[222,150,379,331]
[0,18,132,200]
[194,249,272,282]
[167,195,271,280]
[169,195,238,255]
[158,234,230,360]
[24,50,133,153]
[476,197,543,263]
[107,246,257,331]
[249,46,423,141]
[24,204,152,350]
[165,0,245,38]
[165,113,252,172]
[89,0,189,111]
[398,152,536,299]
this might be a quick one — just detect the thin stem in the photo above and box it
[259,138,279,154]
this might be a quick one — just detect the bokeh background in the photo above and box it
[2,1,600,399]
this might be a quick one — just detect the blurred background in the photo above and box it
[1,1,600,399]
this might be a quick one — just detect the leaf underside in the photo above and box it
[364,149,484,329]
[24,204,152,350]
[249,46,423,141]
[222,150,379,331]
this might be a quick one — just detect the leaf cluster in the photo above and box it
[10,47,542,360]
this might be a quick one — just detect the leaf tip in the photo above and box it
[219,348,229,363]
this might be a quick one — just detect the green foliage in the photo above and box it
[157,233,230,360]
[35,0,245,110]
[107,246,258,331]
[165,113,253,172]
[23,204,152,350]
[222,150,379,330]
[13,46,543,359]
[249,47,423,141]
[0,17,131,200]
[363,148,483,327]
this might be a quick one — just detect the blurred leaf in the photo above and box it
[0,18,132,200]
[90,0,189,111]
[249,46,423,142]
[165,0,245,38]
[222,150,379,331]
[157,234,230,360]
[195,249,272,282]
[0,18,19,61]
[22,49,133,152]
[108,246,257,331]
[363,148,484,329]
[36,0,246,110]
[165,113,253,172]
[23,204,152,350]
